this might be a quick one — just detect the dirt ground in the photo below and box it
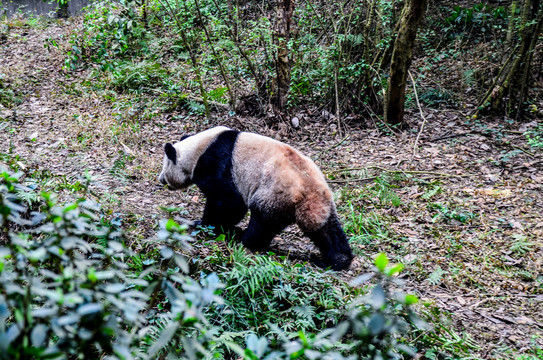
[1,20,542,358]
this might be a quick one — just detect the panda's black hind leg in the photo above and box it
[305,214,353,271]
[241,209,289,252]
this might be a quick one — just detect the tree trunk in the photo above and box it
[384,0,428,127]
[477,0,543,119]
[57,0,69,19]
[142,0,148,29]
[274,0,295,113]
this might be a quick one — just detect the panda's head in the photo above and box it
[158,126,231,190]
[158,143,187,190]
[158,137,192,190]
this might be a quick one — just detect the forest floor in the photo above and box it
[0,19,542,358]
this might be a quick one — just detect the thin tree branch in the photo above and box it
[409,71,428,165]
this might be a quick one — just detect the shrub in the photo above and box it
[525,122,543,149]
[0,169,220,359]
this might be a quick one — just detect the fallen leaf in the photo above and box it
[514,316,534,325]
[476,188,513,198]
[509,220,523,230]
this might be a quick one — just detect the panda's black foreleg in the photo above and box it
[241,209,288,252]
[305,214,353,271]
[200,197,247,239]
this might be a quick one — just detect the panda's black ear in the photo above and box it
[180,134,191,141]
[164,143,177,165]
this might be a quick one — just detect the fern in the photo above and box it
[145,313,172,344]
[510,233,535,255]
[227,254,281,297]
[374,175,402,207]
[273,283,295,301]
[422,185,442,200]
[427,266,446,285]
[293,304,317,327]
[16,186,41,206]
[230,244,253,266]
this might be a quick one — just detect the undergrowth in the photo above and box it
[0,166,436,359]
[205,241,354,336]
[339,174,403,256]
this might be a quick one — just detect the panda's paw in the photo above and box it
[318,255,352,271]
[313,259,328,270]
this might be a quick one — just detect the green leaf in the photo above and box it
[62,203,78,213]
[30,324,48,348]
[404,294,419,305]
[77,303,103,316]
[160,246,174,260]
[104,284,125,294]
[165,218,181,232]
[148,321,179,357]
[28,247,47,262]
[397,344,416,356]
[375,253,388,272]
[87,268,97,282]
[370,284,386,309]
[246,333,258,351]
[368,313,385,335]
[349,272,374,287]
[224,341,245,357]
[385,263,404,276]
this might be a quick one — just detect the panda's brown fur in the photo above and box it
[159,127,353,270]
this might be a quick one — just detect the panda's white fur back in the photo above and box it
[232,132,334,232]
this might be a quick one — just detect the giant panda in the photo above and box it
[158,126,353,270]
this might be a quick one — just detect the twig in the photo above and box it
[510,145,535,157]
[425,131,473,142]
[316,135,350,159]
[327,167,372,174]
[118,141,134,156]
[334,63,342,136]
[329,165,476,178]
[327,171,475,184]
[502,129,525,134]
[149,88,230,111]
[326,165,477,185]
[388,169,475,178]
[156,0,210,119]
[193,0,235,108]
[328,176,376,184]
[409,71,428,164]
[186,96,229,110]
[512,159,543,170]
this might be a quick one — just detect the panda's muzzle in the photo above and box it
[158,174,172,189]
[158,178,179,191]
